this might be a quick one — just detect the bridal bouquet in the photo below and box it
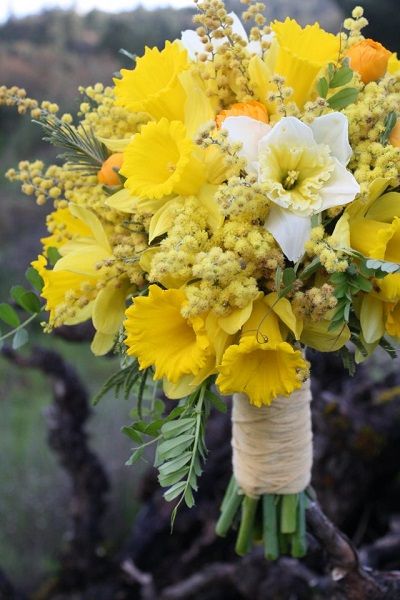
[2,0,400,559]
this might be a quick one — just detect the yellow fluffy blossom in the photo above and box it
[120,119,206,200]
[114,41,189,121]
[125,285,211,383]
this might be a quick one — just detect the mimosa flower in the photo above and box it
[114,41,189,121]
[120,119,206,200]
[269,18,340,107]
[346,39,391,84]
[125,285,211,383]
[181,12,268,59]
[224,112,360,261]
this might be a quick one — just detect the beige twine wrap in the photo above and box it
[232,379,313,497]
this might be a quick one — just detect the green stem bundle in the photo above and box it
[216,476,309,559]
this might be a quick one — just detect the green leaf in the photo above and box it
[10,287,41,313]
[47,247,61,266]
[158,452,192,476]
[380,111,397,145]
[125,448,144,465]
[159,467,190,488]
[283,268,296,287]
[12,328,29,350]
[379,337,397,359]
[329,66,354,88]
[157,433,195,460]
[122,426,143,444]
[317,77,329,98]
[0,303,20,328]
[328,87,359,110]
[25,267,44,292]
[206,390,227,413]
[163,481,187,502]
[161,418,195,439]
[340,346,356,376]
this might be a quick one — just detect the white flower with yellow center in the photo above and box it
[224,113,360,261]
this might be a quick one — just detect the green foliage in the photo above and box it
[0,268,44,350]
[379,111,397,145]
[317,60,359,110]
[35,113,108,175]
[123,379,224,523]
[329,265,373,332]
[92,358,141,406]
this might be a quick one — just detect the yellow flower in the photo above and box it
[385,302,400,338]
[35,205,132,356]
[269,18,340,107]
[216,298,307,406]
[125,285,211,383]
[114,41,189,121]
[346,39,391,84]
[120,119,206,200]
[350,217,400,262]
[41,207,92,250]
[388,52,400,75]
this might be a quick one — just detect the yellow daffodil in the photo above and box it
[120,119,206,200]
[114,41,189,121]
[269,18,340,107]
[216,298,308,406]
[35,205,132,356]
[125,285,211,383]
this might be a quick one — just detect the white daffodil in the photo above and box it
[223,112,360,261]
[181,12,268,59]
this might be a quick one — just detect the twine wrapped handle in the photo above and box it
[232,379,313,497]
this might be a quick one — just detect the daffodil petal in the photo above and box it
[360,294,385,344]
[310,112,352,166]
[319,158,360,211]
[223,116,271,172]
[93,279,131,336]
[259,116,315,149]
[69,205,111,252]
[265,206,311,262]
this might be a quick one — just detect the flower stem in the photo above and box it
[262,494,279,560]
[216,478,242,538]
[235,496,258,556]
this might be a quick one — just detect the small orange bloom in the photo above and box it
[97,153,124,186]
[216,100,269,129]
[346,39,391,84]
[389,119,400,148]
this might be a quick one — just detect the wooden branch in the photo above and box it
[1,345,111,589]
[307,499,400,600]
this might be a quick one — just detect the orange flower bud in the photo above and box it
[97,153,124,186]
[216,100,269,129]
[389,119,400,148]
[346,39,392,84]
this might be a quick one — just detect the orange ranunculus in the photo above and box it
[216,100,269,129]
[346,39,392,84]
[97,153,124,186]
[389,119,400,148]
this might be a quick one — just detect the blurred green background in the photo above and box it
[0,0,398,591]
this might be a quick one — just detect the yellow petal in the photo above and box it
[366,192,400,223]
[97,135,134,152]
[242,296,282,343]
[198,184,225,231]
[218,303,254,335]
[300,317,350,351]
[329,213,350,249]
[69,205,111,252]
[91,331,115,356]
[180,70,215,138]
[360,294,385,343]
[265,292,303,340]
[149,197,182,243]
[205,311,234,363]
[93,279,131,335]
[54,246,110,277]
